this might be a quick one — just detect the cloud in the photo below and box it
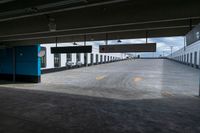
[107,37,184,57]
[53,36,185,57]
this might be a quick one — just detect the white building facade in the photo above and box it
[40,43,123,70]
[168,23,200,69]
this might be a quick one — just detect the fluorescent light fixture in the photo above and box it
[48,17,56,32]
[73,42,78,45]
[37,0,87,10]
[117,39,122,43]
[0,0,15,4]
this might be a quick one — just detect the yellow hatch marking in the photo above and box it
[96,75,106,80]
[162,91,173,96]
[133,77,143,82]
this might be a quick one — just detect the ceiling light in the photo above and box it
[48,17,56,32]
[73,42,78,45]
[37,0,87,10]
[117,39,122,43]
[0,0,15,4]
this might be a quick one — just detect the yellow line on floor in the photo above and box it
[161,91,173,96]
[96,75,106,80]
[133,77,143,82]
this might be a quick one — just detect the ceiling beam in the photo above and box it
[0,0,200,45]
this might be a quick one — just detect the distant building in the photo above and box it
[169,23,200,68]
[40,43,123,70]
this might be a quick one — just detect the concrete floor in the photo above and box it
[0,59,199,133]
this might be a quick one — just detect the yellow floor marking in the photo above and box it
[133,77,143,82]
[96,75,106,80]
[162,91,173,96]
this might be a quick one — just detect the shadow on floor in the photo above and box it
[0,80,37,85]
[0,87,199,133]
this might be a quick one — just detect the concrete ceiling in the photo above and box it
[0,0,200,45]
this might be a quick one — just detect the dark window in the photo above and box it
[104,55,106,62]
[90,54,93,64]
[41,47,46,68]
[190,53,193,65]
[182,55,183,61]
[199,51,200,67]
[194,51,197,66]
[187,53,189,64]
[76,53,81,62]
[107,56,109,61]
[96,54,98,63]
[184,54,186,63]
[54,54,61,67]
[66,53,72,62]
[84,53,87,65]
[100,55,103,63]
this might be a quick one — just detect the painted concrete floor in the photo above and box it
[0,59,199,133]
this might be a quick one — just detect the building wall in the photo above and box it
[168,40,200,68]
[41,43,123,70]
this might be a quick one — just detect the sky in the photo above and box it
[86,36,185,57]
[57,36,185,58]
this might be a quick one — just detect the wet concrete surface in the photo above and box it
[0,59,199,133]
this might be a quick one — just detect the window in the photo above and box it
[194,51,197,67]
[100,55,103,63]
[76,53,81,62]
[84,53,87,65]
[41,47,46,68]
[181,55,183,61]
[96,54,98,64]
[90,54,93,64]
[190,53,193,66]
[187,53,189,64]
[104,55,106,63]
[199,51,200,67]
[54,54,61,68]
[107,56,109,62]
[66,53,72,62]
[184,54,186,63]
